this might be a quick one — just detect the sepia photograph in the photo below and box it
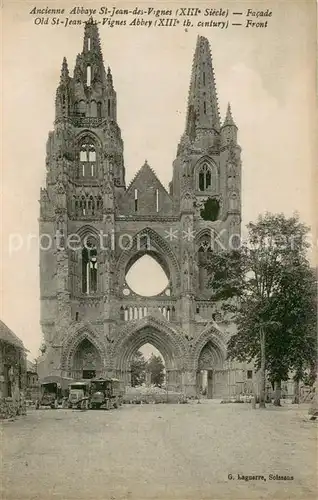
[1,1,317,499]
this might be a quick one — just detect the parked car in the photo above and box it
[36,382,62,409]
[68,381,90,409]
[89,378,123,410]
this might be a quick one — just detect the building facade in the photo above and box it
[38,20,252,397]
[26,361,39,403]
[0,320,27,417]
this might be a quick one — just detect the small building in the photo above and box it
[26,360,39,402]
[0,320,28,417]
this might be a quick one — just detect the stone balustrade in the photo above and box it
[119,301,176,322]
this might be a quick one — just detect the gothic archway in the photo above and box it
[196,341,224,398]
[61,324,107,378]
[115,227,181,294]
[191,327,228,399]
[72,338,102,379]
[111,316,186,390]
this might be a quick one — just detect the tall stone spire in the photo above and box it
[185,36,221,138]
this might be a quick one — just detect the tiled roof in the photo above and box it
[0,320,26,350]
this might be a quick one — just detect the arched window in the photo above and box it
[82,240,97,294]
[79,141,97,178]
[198,163,217,192]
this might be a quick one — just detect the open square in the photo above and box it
[2,402,316,500]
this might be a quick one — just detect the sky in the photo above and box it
[1,0,317,359]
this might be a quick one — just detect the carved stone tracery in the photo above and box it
[39,26,242,397]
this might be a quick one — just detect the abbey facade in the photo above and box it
[38,20,254,398]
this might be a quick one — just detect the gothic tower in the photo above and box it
[38,24,248,398]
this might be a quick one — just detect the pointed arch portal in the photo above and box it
[111,317,186,390]
[61,325,107,379]
[191,329,227,399]
[72,338,102,379]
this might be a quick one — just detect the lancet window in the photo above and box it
[79,139,97,178]
[82,239,98,294]
[198,163,217,192]
[197,233,214,292]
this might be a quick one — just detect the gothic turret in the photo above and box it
[185,36,221,141]
[105,67,117,121]
[221,103,238,145]
[55,57,72,120]
[60,57,69,84]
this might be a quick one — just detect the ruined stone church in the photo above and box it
[38,19,253,397]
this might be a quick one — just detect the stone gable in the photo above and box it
[119,161,173,216]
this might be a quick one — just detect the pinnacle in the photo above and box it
[223,102,237,127]
[106,66,114,89]
[60,57,69,83]
[196,35,209,47]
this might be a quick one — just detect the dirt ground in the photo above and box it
[1,401,317,500]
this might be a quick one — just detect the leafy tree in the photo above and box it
[147,354,165,387]
[204,213,316,408]
[267,258,316,403]
[130,351,146,387]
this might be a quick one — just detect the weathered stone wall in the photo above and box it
[38,27,245,398]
